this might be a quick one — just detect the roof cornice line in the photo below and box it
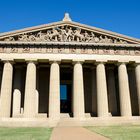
[0,20,140,44]
[0,21,65,37]
[0,41,140,47]
[70,21,140,43]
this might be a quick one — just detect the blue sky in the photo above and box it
[0,0,140,39]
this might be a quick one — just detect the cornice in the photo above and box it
[0,41,140,48]
[0,20,140,44]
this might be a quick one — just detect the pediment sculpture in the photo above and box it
[2,25,128,44]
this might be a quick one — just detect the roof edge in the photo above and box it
[0,41,139,48]
[0,20,140,44]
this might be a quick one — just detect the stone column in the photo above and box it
[73,62,85,119]
[49,61,60,120]
[118,63,132,116]
[0,61,13,118]
[13,89,21,117]
[96,63,109,117]
[24,61,36,118]
[135,64,140,115]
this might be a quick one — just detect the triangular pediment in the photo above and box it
[0,15,140,45]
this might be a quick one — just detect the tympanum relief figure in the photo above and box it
[2,25,128,44]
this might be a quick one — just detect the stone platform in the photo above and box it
[1,117,140,127]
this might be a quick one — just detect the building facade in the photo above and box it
[0,14,140,126]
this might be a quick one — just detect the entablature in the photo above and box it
[0,42,139,56]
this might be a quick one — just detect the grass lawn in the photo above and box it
[0,127,53,140]
[86,125,140,140]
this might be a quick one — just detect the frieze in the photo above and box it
[134,49,140,55]
[0,47,4,53]
[81,47,88,54]
[102,48,110,54]
[114,49,120,55]
[90,47,99,54]
[0,46,139,56]
[124,49,130,55]
[22,47,30,53]
[1,25,129,44]
[46,47,53,53]
[70,47,77,53]
[11,46,18,53]
[34,47,42,53]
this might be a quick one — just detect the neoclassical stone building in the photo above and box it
[0,14,140,126]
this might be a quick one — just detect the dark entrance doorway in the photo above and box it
[60,84,72,113]
[60,66,72,114]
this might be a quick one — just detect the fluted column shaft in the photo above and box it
[96,63,109,117]
[24,62,36,118]
[118,63,132,116]
[49,62,60,119]
[0,61,13,118]
[135,64,140,115]
[73,62,85,119]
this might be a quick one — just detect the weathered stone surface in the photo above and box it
[0,14,139,127]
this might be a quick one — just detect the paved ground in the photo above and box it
[50,127,110,140]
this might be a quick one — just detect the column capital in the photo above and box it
[95,61,106,65]
[49,60,61,64]
[72,60,84,65]
[3,60,15,65]
[133,63,140,67]
[2,59,15,64]
[25,60,38,64]
[116,62,128,66]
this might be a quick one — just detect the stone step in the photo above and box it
[60,113,70,118]
[35,113,47,118]
[85,113,91,118]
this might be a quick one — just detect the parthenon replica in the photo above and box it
[0,13,140,127]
